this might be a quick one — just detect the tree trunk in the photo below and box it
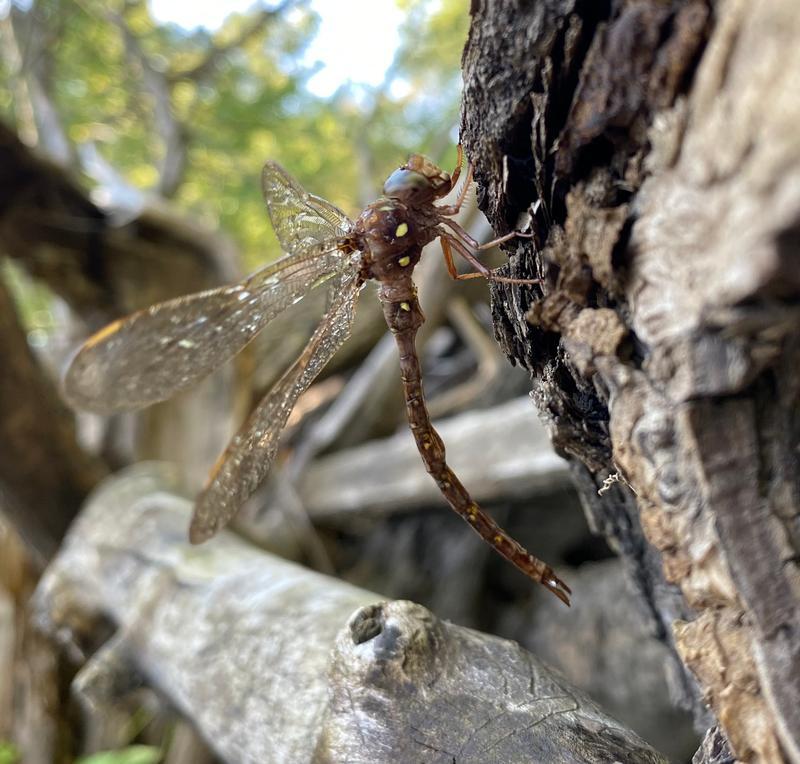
[0,276,107,560]
[460,1,799,762]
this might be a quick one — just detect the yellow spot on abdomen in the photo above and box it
[400,301,410,311]
[398,255,411,267]
[395,222,409,237]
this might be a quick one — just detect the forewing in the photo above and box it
[63,244,355,414]
[189,271,363,543]
[262,161,352,256]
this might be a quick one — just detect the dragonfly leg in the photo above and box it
[449,143,464,188]
[444,217,534,252]
[443,235,511,284]
[440,236,461,279]
[437,163,474,217]
[476,229,533,251]
[444,234,542,286]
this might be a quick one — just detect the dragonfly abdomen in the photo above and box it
[384,292,572,606]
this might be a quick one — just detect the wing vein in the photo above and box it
[189,272,363,542]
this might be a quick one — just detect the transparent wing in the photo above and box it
[262,161,352,256]
[63,243,357,414]
[189,270,363,543]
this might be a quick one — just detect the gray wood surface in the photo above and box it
[33,465,666,764]
[299,397,570,518]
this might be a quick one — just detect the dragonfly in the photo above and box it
[63,147,571,606]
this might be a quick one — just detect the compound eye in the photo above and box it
[383,168,433,201]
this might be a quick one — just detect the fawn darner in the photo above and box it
[63,148,571,605]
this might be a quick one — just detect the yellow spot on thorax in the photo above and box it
[398,255,411,267]
[395,222,409,237]
[400,301,411,311]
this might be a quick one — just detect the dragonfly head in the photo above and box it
[383,155,452,206]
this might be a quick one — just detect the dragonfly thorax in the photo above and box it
[356,198,428,281]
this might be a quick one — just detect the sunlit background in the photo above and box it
[153,0,407,97]
[1,0,468,341]
[2,0,465,261]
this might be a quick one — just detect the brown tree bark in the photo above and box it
[0,276,107,560]
[461,1,799,762]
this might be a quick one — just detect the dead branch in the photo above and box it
[426,295,505,418]
[108,9,187,198]
[0,121,236,322]
[1,3,72,162]
[298,397,570,519]
[33,464,667,764]
[0,277,107,559]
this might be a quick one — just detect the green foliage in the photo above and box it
[0,741,20,764]
[76,746,161,764]
[1,0,469,271]
[1,259,59,346]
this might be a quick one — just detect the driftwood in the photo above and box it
[461,1,800,761]
[522,558,699,760]
[298,396,570,518]
[34,465,666,764]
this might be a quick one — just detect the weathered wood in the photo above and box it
[522,559,698,761]
[692,726,735,764]
[33,465,667,763]
[299,397,570,518]
[461,0,800,761]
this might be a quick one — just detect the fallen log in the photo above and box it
[299,396,571,519]
[34,465,667,763]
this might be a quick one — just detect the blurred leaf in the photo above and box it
[0,741,20,764]
[77,745,162,764]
